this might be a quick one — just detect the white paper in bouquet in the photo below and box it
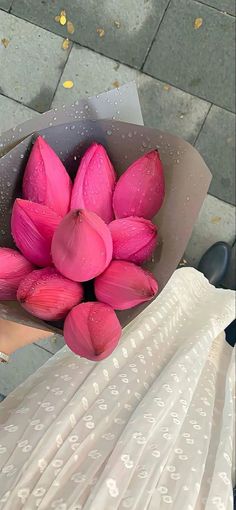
[0,82,143,157]
[0,268,235,510]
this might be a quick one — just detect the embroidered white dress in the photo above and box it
[0,268,235,510]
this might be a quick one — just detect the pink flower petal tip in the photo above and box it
[11,199,61,267]
[109,216,158,264]
[52,209,113,282]
[64,301,121,361]
[71,143,116,223]
[23,135,72,217]
[95,260,158,310]
[113,150,165,220]
[0,247,34,300]
[17,267,83,321]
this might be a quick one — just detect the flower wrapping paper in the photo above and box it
[0,83,211,333]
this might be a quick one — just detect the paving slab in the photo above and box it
[0,0,12,11]
[197,0,235,16]
[185,194,235,266]
[0,343,52,395]
[0,11,69,112]
[0,94,39,136]
[11,0,169,69]
[144,0,235,112]
[52,45,210,143]
[34,334,65,355]
[196,105,235,205]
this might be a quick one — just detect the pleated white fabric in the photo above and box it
[0,268,235,510]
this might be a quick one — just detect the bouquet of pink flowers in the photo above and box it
[0,85,211,364]
[0,136,166,361]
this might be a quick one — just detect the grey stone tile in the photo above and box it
[34,334,65,354]
[0,11,68,112]
[197,0,235,16]
[11,0,169,69]
[0,94,39,136]
[196,105,235,205]
[53,46,210,143]
[0,0,12,11]
[144,0,235,112]
[185,194,235,266]
[0,344,52,395]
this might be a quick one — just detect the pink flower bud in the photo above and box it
[52,209,113,282]
[113,150,165,220]
[95,260,158,310]
[17,267,83,321]
[109,216,158,264]
[71,143,116,223]
[0,248,34,300]
[64,302,121,361]
[23,136,72,217]
[11,199,61,267]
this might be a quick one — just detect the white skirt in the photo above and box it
[0,268,235,510]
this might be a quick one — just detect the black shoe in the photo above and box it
[198,242,231,287]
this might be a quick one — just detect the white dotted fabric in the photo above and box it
[0,268,235,510]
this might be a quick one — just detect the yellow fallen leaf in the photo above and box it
[194,17,203,29]
[63,80,74,89]
[211,216,222,224]
[55,15,61,22]
[67,20,75,34]
[60,14,67,26]
[163,84,170,91]
[97,28,105,38]
[112,80,120,88]
[114,20,121,29]
[62,38,70,50]
[1,38,9,48]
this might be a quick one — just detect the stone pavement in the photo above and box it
[0,0,235,395]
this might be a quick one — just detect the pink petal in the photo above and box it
[71,143,116,223]
[11,199,61,267]
[17,267,83,320]
[95,260,158,310]
[113,150,165,219]
[0,247,34,300]
[52,209,113,282]
[109,216,158,264]
[23,136,72,217]
[64,302,121,361]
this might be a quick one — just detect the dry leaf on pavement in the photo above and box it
[1,38,9,48]
[97,28,105,38]
[67,21,75,34]
[62,38,70,50]
[63,80,74,89]
[194,17,203,29]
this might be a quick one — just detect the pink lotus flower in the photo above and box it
[17,267,83,320]
[0,247,34,300]
[113,150,165,220]
[23,136,72,217]
[11,199,61,267]
[109,216,158,264]
[52,209,113,282]
[71,143,116,223]
[95,260,158,310]
[64,301,121,361]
